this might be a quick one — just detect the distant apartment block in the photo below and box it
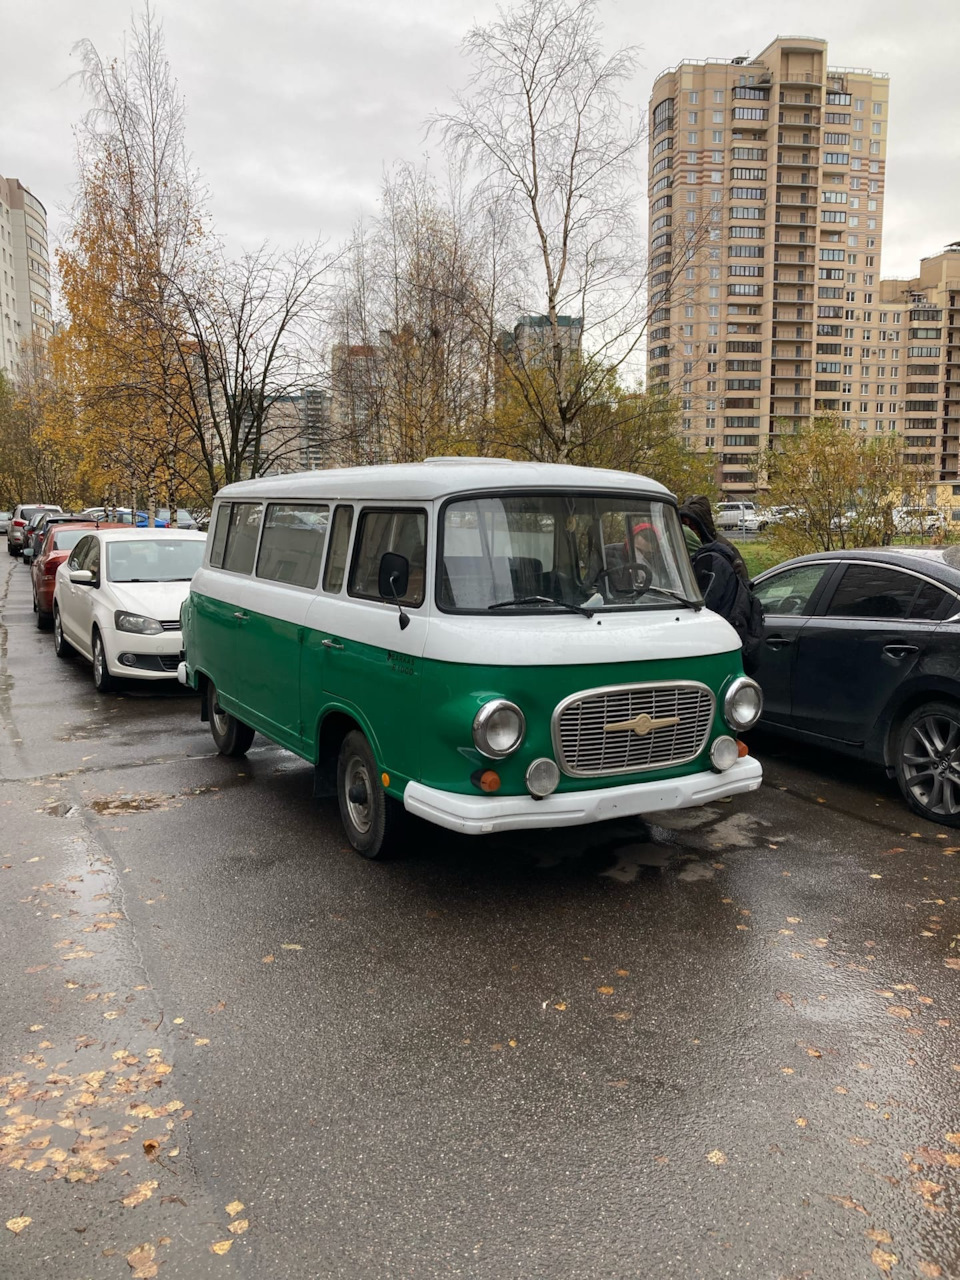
[499,314,583,372]
[880,246,960,481]
[646,36,890,493]
[0,175,53,380]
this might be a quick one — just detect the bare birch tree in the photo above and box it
[435,0,654,461]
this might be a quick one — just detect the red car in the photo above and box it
[31,522,124,628]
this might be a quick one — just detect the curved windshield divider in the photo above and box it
[438,492,701,615]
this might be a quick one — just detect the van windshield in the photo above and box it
[439,492,701,613]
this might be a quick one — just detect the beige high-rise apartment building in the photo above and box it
[647,37,890,493]
[878,246,960,482]
[0,174,53,382]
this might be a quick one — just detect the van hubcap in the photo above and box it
[902,714,960,816]
[211,698,229,737]
[344,756,373,834]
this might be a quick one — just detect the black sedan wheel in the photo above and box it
[896,701,960,826]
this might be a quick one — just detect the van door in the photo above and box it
[232,502,330,753]
[198,501,263,718]
[303,506,428,781]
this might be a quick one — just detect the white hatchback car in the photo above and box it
[53,528,207,692]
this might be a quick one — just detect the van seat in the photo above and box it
[442,556,544,608]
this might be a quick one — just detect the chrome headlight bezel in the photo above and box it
[724,676,763,731]
[473,699,526,759]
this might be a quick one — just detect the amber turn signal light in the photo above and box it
[737,740,749,758]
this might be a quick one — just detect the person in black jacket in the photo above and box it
[679,495,763,674]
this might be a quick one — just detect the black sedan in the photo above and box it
[752,546,960,825]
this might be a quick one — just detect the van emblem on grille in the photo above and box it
[602,713,681,737]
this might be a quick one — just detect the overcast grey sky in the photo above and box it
[2,0,958,279]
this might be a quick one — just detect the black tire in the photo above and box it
[336,729,405,860]
[895,700,960,827]
[36,607,52,631]
[92,629,117,693]
[53,606,73,660]
[32,584,38,613]
[207,681,255,756]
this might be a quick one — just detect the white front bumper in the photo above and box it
[403,756,763,835]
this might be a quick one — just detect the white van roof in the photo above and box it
[215,459,672,504]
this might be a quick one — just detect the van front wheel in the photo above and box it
[207,681,255,757]
[336,730,404,860]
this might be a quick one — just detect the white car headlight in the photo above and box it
[724,676,763,731]
[473,700,525,759]
[114,611,163,636]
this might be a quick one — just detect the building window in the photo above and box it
[712,130,723,143]
[688,91,699,104]
[872,102,883,115]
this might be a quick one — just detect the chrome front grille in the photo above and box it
[552,682,715,777]
[160,620,181,631]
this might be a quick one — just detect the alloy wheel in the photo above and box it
[900,712,960,818]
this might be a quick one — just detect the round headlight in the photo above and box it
[473,700,525,759]
[724,676,763,731]
[526,758,560,798]
[710,735,740,771]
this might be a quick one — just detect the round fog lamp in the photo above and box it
[710,736,739,772]
[473,699,525,759]
[120,653,138,667]
[724,676,763,731]
[526,758,560,798]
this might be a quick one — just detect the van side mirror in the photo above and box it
[378,552,409,599]
[69,569,95,585]
[378,552,411,631]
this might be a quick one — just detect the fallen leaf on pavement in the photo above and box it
[225,1201,244,1217]
[228,1218,249,1235]
[123,1180,159,1208]
[918,1262,942,1277]
[944,959,960,970]
[914,1179,944,1201]
[706,1149,726,1165]
[210,1240,232,1255]
[887,1006,912,1019]
[865,1228,893,1243]
[776,991,794,1007]
[946,1133,960,1145]
[796,1117,808,1127]
[126,1243,157,1277]
[596,986,614,995]
[870,1247,897,1272]
[280,943,302,950]
[612,1011,632,1021]
[829,1195,867,1214]
[5,1216,31,1234]
[261,955,274,964]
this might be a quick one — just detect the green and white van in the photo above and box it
[178,460,763,858]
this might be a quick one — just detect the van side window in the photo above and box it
[256,504,329,589]
[323,506,354,594]
[222,503,263,575]
[209,505,230,568]
[349,509,427,607]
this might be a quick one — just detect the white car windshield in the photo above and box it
[106,539,205,583]
[440,492,701,614]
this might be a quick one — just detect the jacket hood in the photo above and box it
[679,495,718,542]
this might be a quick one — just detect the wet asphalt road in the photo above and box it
[1,556,959,1280]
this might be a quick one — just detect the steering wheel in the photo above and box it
[777,594,804,615]
[591,560,652,599]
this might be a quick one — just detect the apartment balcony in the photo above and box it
[777,173,814,187]
[776,154,814,167]
[778,114,820,128]
[774,213,811,225]
[780,71,822,85]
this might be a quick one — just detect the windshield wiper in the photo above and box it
[488,594,595,619]
[639,586,702,610]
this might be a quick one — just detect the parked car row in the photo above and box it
[12,508,208,693]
